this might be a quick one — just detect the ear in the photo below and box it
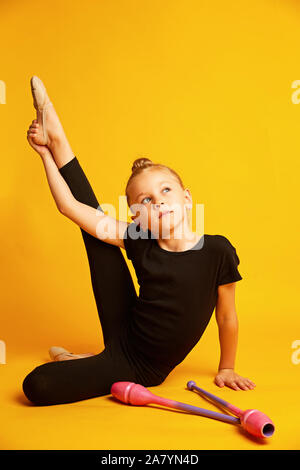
[184,188,193,208]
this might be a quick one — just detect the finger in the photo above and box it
[237,380,249,391]
[228,381,242,391]
[244,379,256,389]
[245,380,255,389]
[215,376,225,387]
[243,382,252,390]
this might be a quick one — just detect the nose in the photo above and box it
[153,203,164,210]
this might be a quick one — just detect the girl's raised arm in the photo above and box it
[61,199,129,249]
[40,152,129,249]
[27,127,129,250]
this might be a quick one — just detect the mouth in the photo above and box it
[159,210,173,219]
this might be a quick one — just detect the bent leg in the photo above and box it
[22,343,137,406]
[58,156,137,345]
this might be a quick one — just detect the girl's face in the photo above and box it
[127,169,193,238]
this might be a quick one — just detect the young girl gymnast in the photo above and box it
[22,76,255,406]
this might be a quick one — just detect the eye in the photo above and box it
[141,187,171,204]
[141,196,151,204]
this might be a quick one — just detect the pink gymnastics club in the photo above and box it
[187,381,275,438]
[111,381,240,425]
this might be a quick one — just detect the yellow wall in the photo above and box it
[0,0,299,450]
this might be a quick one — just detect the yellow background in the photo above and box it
[0,0,299,450]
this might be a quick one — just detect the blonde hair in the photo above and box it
[125,157,185,207]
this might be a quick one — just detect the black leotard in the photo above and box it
[122,222,242,374]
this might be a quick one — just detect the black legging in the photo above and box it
[22,156,171,406]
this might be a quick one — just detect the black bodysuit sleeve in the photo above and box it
[123,222,150,261]
[217,236,243,286]
[123,223,135,260]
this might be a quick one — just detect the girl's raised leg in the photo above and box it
[31,95,137,346]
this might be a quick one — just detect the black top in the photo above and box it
[123,222,243,372]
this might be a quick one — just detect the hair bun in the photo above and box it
[131,157,153,173]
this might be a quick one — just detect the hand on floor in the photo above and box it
[214,369,256,391]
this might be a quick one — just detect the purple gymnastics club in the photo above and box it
[187,381,275,438]
[111,381,240,425]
